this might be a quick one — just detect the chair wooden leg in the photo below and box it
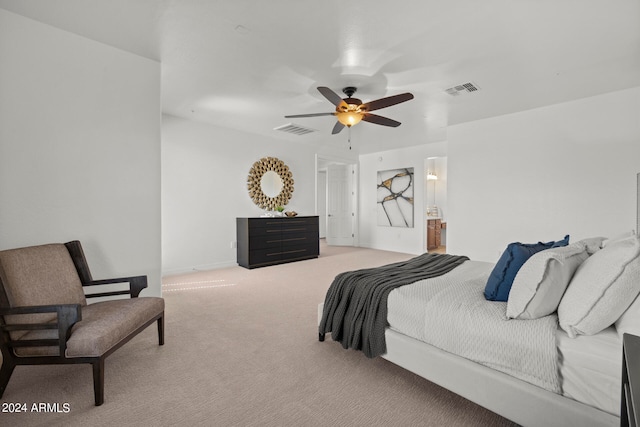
[92,359,105,406]
[157,315,164,346]
[0,358,16,398]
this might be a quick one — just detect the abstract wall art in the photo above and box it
[377,167,414,227]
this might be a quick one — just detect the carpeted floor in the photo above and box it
[1,242,516,426]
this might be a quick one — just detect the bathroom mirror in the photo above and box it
[247,157,294,210]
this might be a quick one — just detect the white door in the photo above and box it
[326,164,354,246]
[317,170,327,238]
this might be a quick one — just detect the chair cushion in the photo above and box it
[14,297,164,357]
[0,244,87,338]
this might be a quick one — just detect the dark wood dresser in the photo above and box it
[236,216,319,269]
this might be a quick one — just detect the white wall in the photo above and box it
[0,10,162,296]
[447,87,640,262]
[161,115,351,274]
[359,142,447,254]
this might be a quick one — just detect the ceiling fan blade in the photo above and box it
[361,93,414,112]
[317,87,345,107]
[362,113,401,127]
[331,121,345,134]
[284,112,335,118]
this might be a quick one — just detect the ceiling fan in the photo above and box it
[285,86,414,134]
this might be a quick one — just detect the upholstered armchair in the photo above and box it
[0,240,164,406]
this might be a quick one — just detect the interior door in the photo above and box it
[317,170,327,238]
[326,164,354,246]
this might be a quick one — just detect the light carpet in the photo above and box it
[1,242,515,426]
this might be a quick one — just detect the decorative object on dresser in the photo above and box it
[236,216,319,269]
[246,157,294,211]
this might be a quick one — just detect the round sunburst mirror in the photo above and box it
[247,157,294,210]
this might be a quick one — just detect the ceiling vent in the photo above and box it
[274,123,317,136]
[445,82,480,96]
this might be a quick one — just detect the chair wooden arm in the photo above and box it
[82,275,148,298]
[0,304,82,356]
[65,240,148,298]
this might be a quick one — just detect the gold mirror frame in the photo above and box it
[247,157,294,210]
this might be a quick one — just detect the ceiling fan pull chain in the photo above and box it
[348,126,352,150]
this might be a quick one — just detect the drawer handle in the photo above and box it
[266,238,306,244]
[266,249,307,257]
[267,228,307,233]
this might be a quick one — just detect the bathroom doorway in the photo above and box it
[424,157,447,253]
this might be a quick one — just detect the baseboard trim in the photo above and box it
[162,260,238,276]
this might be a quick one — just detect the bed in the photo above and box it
[318,231,640,427]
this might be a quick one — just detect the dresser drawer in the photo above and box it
[281,226,316,238]
[279,245,316,262]
[248,247,284,265]
[248,233,284,250]
[281,217,317,227]
[280,231,318,249]
[245,226,281,239]
[249,245,316,266]
[247,219,282,236]
[247,218,283,229]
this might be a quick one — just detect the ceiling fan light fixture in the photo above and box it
[336,101,364,127]
[336,111,363,127]
[285,86,413,134]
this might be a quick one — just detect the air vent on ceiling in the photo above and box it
[274,123,317,136]
[444,82,480,96]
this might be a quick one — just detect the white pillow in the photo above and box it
[558,234,640,338]
[602,230,636,247]
[575,236,606,255]
[507,243,589,320]
[616,293,640,338]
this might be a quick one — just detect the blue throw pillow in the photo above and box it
[484,235,570,301]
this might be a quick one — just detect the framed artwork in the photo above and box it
[377,167,414,227]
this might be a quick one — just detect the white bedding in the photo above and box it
[387,260,490,339]
[386,259,623,416]
[557,326,622,416]
[388,260,561,393]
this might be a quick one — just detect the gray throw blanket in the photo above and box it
[319,253,469,358]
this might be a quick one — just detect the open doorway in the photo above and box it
[424,157,447,253]
[316,155,357,247]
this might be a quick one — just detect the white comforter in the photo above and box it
[387,260,561,393]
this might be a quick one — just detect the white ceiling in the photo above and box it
[1,0,639,154]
